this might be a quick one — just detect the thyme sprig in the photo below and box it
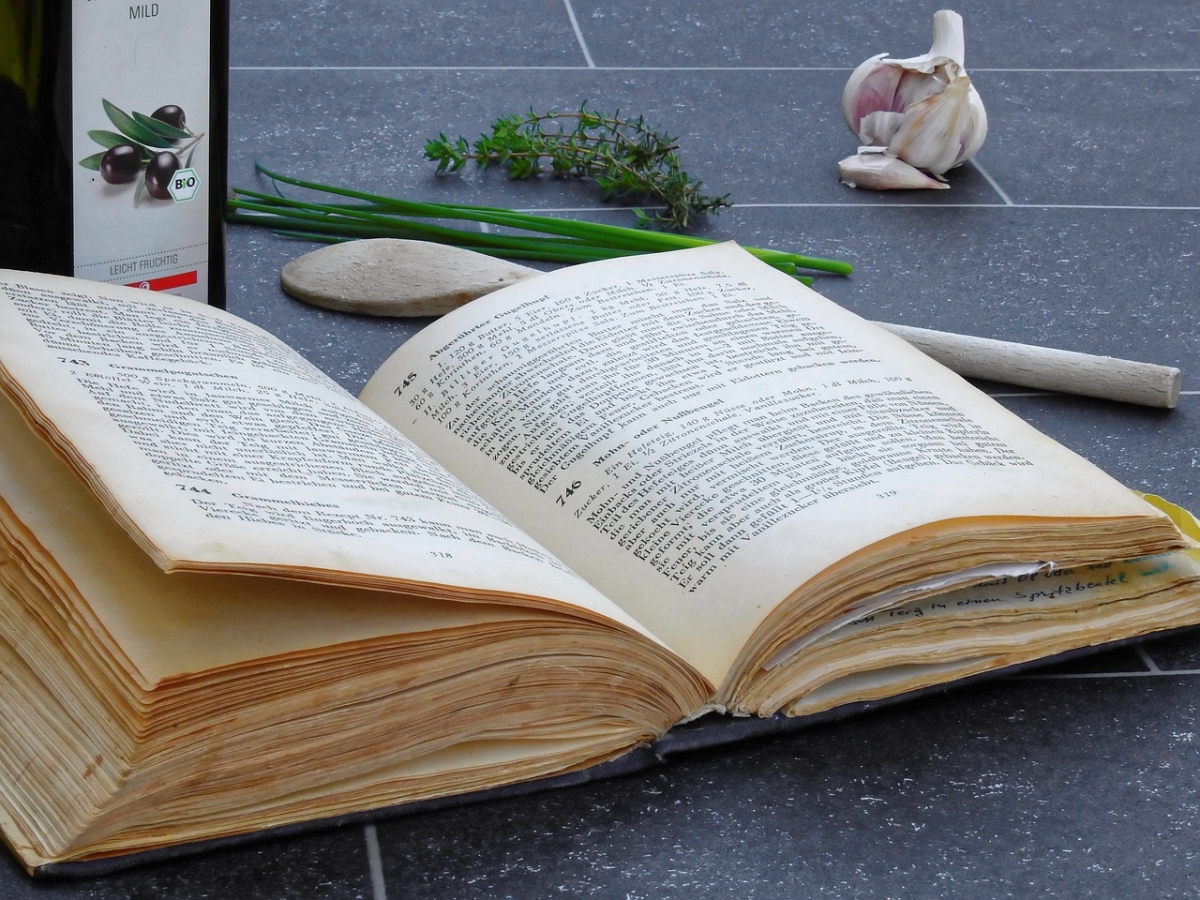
[226,163,853,282]
[423,105,731,231]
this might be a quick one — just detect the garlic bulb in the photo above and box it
[838,9,987,188]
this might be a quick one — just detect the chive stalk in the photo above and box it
[227,163,852,279]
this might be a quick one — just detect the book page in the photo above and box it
[771,547,1200,717]
[0,392,558,685]
[0,271,647,635]
[360,243,1168,685]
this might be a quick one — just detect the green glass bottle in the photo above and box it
[0,0,228,307]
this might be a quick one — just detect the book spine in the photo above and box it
[0,0,228,308]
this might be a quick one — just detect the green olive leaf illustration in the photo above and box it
[132,110,191,143]
[88,129,134,148]
[102,99,172,149]
[86,129,153,156]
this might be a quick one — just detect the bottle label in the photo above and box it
[71,0,213,303]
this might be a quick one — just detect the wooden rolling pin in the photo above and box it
[280,239,1183,409]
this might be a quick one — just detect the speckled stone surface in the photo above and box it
[6,1,1199,896]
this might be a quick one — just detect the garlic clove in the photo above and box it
[837,151,950,190]
[893,67,952,110]
[888,72,981,176]
[955,80,989,163]
[857,110,904,147]
[842,55,899,137]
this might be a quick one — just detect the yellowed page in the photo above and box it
[0,270,647,636]
[775,549,1200,716]
[0,392,576,686]
[360,243,1169,685]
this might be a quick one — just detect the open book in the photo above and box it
[2,243,1199,873]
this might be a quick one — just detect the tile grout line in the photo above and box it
[990,390,1200,398]
[229,66,1200,73]
[225,199,1199,213]
[726,202,1200,210]
[561,0,596,68]
[967,159,1014,206]
[1136,644,1165,672]
[1011,668,1200,679]
[364,824,388,900]
[974,67,1200,73]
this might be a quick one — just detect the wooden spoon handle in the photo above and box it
[876,322,1181,409]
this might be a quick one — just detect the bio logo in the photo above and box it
[168,169,201,202]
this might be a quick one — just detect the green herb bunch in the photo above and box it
[226,164,852,282]
[423,105,731,231]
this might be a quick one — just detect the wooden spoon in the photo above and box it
[281,238,539,317]
[280,239,1182,408]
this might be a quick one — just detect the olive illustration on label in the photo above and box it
[98,144,142,184]
[151,105,187,130]
[145,151,182,200]
[78,99,204,204]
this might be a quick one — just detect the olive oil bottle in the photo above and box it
[0,0,228,307]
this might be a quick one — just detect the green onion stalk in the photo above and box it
[226,163,852,283]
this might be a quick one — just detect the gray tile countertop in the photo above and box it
[7,1,1200,897]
